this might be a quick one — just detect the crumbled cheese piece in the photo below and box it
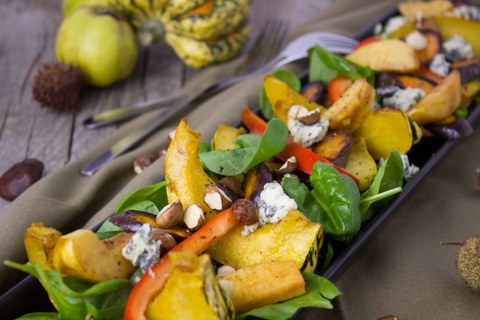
[288,119,329,147]
[241,223,258,236]
[373,23,383,35]
[445,5,480,21]
[400,154,419,181]
[443,35,474,62]
[256,181,297,226]
[383,88,426,112]
[429,53,450,77]
[384,16,408,35]
[122,224,161,273]
[406,31,428,51]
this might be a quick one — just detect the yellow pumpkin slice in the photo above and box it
[166,119,215,219]
[24,222,62,270]
[356,108,413,160]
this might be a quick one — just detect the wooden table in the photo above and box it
[0,0,333,211]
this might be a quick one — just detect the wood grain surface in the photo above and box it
[0,0,333,211]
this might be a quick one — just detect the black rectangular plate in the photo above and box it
[2,5,480,319]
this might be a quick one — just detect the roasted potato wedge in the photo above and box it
[407,70,461,124]
[346,39,420,73]
[344,136,377,191]
[323,78,375,132]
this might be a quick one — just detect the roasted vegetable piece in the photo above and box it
[207,210,323,272]
[241,108,360,185]
[213,124,247,150]
[327,76,353,103]
[346,39,420,73]
[415,32,441,64]
[323,78,375,132]
[357,108,413,160]
[219,261,306,314]
[166,119,215,219]
[410,65,444,85]
[125,208,238,320]
[344,136,377,191]
[243,163,272,200]
[398,0,453,21]
[264,76,326,122]
[433,17,480,58]
[451,59,480,84]
[24,222,62,269]
[311,130,352,167]
[424,116,474,139]
[407,70,462,124]
[51,229,135,282]
[397,75,434,94]
[146,252,234,320]
[300,81,325,104]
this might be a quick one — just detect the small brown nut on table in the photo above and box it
[232,199,258,225]
[0,159,44,201]
[133,152,159,174]
[377,315,398,320]
[475,167,480,190]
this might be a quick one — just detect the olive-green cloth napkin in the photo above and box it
[2,0,480,318]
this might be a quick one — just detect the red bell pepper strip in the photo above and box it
[241,108,360,186]
[124,207,238,320]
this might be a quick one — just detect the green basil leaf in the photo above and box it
[237,272,341,320]
[360,151,404,221]
[310,162,361,242]
[200,119,288,176]
[260,69,301,121]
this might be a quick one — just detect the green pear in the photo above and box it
[56,6,138,87]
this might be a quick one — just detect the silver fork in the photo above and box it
[83,19,289,129]
[80,30,359,176]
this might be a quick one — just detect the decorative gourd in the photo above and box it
[111,0,251,67]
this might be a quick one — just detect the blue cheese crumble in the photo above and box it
[429,53,450,77]
[406,31,428,51]
[400,154,419,181]
[288,119,329,147]
[445,5,480,22]
[443,35,474,62]
[383,88,425,112]
[255,181,297,226]
[122,224,161,273]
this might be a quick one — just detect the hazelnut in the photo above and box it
[277,156,297,174]
[298,109,321,125]
[217,176,244,199]
[475,167,480,191]
[232,199,258,225]
[133,152,158,174]
[203,183,233,211]
[183,204,205,231]
[150,230,177,251]
[377,316,398,320]
[0,159,44,201]
[156,201,183,228]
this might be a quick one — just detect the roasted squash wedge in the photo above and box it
[146,252,234,320]
[207,210,322,272]
[51,230,135,282]
[213,124,247,150]
[166,119,215,219]
[24,223,62,270]
[344,136,377,191]
[219,261,305,314]
[311,130,352,167]
[356,108,413,160]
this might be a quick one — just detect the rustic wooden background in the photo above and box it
[0,0,334,211]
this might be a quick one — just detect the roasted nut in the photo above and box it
[218,176,244,199]
[232,199,258,225]
[298,109,321,125]
[150,230,177,251]
[133,152,158,174]
[0,159,44,201]
[475,167,480,191]
[203,183,233,211]
[377,315,398,320]
[277,156,297,174]
[156,201,184,228]
[217,265,236,278]
[183,204,205,231]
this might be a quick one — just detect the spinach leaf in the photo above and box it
[4,261,132,320]
[97,180,169,239]
[17,313,59,319]
[308,45,374,85]
[282,175,322,223]
[200,118,288,176]
[310,162,361,242]
[237,272,341,320]
[360,151,404,221]
[259,69,301,121]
